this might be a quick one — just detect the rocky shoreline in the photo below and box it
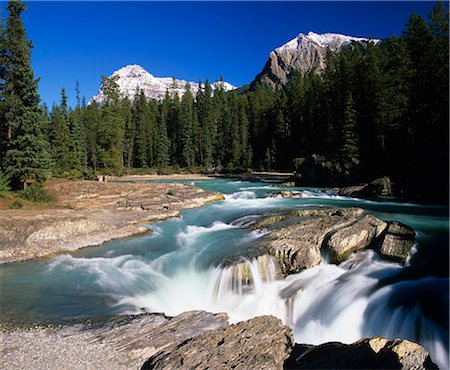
[1,311,437,369]
[0,179,223,264]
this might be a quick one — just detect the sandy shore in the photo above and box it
[0,179,223,264]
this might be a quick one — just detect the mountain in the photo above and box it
[91,65,236,103]
[252,31,380,88]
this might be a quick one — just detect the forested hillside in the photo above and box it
[0,1,448,201]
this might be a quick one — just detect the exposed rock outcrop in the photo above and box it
[0,180,224,264]
[328,214,387,263]
[2,310,437,370]
[142,315,294,370]
[379,222,416,262]
[332,176,395,198]
[260,208,364,273]
[285,337,438,369]
[251,208,414,274]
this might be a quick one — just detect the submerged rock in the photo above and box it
[142,315,294,370]
[379,222,415,262]
[285,337,438,369]
[327,215,387,263]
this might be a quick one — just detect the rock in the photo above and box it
[269,190,297,198]
[334,177,394,198]
[379,222,415,262]
[327,214,388,263]
[285,337,437,370]
[142,315,294,370]
[261,208,364,273]
[293,154,361,187]
[272,181,296,187]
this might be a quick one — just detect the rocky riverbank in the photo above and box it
[0,179,223,264]
[1,310,437,369]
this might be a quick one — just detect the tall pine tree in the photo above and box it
[3,1,50,189]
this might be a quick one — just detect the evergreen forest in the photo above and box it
[0,1,448,202]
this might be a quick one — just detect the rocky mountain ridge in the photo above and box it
[91,64,235,103]
[253,31,380,87]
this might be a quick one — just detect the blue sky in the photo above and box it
[1,1,436,107]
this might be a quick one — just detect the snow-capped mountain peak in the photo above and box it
[91,65,236,104]
[255,31,380,87]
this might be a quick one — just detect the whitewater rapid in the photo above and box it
[1,183,448,369]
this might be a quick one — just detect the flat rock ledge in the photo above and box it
[1,311,436,370]
[253,208,415,274]
[0,180,224,264]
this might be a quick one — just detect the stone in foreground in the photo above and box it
[141,315,294,370]
[286,336,438,369]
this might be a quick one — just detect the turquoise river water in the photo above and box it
[0,179,448,368]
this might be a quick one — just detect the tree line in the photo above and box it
[0,1,448,201]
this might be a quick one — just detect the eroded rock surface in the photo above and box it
[0,180,224,264]
[328,214,387,263]
[379,222,415,261]
[259,208,364,273]
[252,207,414,273]
[142,315,294,370]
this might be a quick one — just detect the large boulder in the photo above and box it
[260,208,364,273]
[327,215,388,263]
[334,176,394,198]
[379,222,415,262]
[285,337,438,369]
[142,315,294,370]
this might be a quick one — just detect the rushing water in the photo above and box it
[0,179,448,368]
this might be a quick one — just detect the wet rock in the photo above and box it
[327,214,388,263]
[142,315,294,370]
[333,176,394,198]
[285,337,437,369]
[269,190,297,198]
[272,181,296,187]
[379,222,415,262]
[261,208,364,273]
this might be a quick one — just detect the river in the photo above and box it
[0,179,448,368]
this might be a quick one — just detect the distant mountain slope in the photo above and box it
[91,65,235,103]
[252,32,379,88]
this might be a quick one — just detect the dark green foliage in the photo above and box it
[1,0,447,202]
[20,183,54,203]
[0,170,10,192]
[2,0,50,189]
[340,93,359,160]
[10,199,23,209]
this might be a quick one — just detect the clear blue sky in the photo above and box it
[1,1,436,107]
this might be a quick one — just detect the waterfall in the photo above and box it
[210,255,281,299]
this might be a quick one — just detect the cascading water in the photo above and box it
[0,179,448,369]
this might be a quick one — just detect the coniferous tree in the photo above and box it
[97,75,124,171]
[3,0,50,189]
[180,85,195,167]
[340,93,359,161]
[156,98,170,167]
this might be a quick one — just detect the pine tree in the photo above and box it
[0,11,7,170]
[3,1,50,189]
[132,89,149,168]
[155,98,170,167]
[180,84,195,167]
[340,93,359,161]
[97,75,124,171]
